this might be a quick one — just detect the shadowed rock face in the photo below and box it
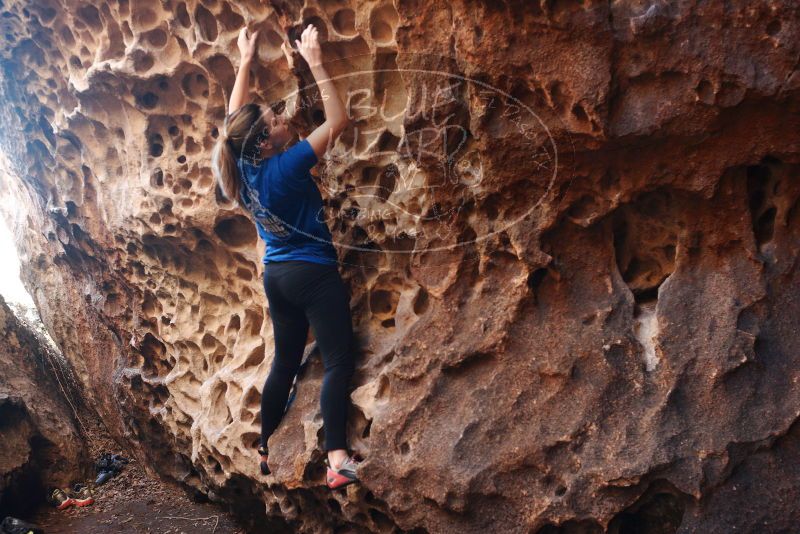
[0,297,88,518]
[1,0,800,532]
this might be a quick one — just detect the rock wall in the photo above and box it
[1,0,800,532]
[0,296,89,519]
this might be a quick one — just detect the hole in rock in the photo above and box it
[369,508,394,530]
[377,165,397,201]
[244,386,261,409]
[370,3,398,44]
[201,333,219,349]
[369,288,397,316]
[378,130,401,152]
[746,164,776,250]
[327,498,342,515]
[304,461,327,483]
[207,455,223,474]
[175,2,190,27]
[483,193,501,220]
[242,432,260,450]
[150,168,164,187]
[526,267,548,300]
[140,333,172,377]
[287,24,303,49]
[264,29,283,48]
[608,481,686,534]
[214,215,256,247]
[41,7,58,23]
[412,287,429,315]
[131,8,157,30]
[754,207,776,247]
[612,194,677,371]
[571,103,588,122]
[694,79,712,104]
[362,166,379,185]
[195,4,218,41]
[236,267,253,281]
[159,198,173,215]
[332,8,356,36]
[302,16,328,42]
[243,309,263,337]
[76,4,102,32]
[612,209,676,298]
[457,226,477,244]
[144,27,168,47]
[133,50,154,72]
[352,225,369,243]
[766,20,781,36]
[137,92,159,109]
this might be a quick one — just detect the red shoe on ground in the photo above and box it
[69,484,94,507]
[51,488,75,510]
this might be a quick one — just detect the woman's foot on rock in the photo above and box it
[258,446,270,475]
[326,456,360,489]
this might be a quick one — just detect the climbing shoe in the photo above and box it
[95,471,114,485]
[326,456,360,489]
[258,446,271,475]
[68,484,94,507]
[50,488,74,510]
[94,452,129,485]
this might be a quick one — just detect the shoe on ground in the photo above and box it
[50,488,75,510]
[95,471,114,485]
[258,446,271,475]
[326,456,360,489]
[68,484,94,507]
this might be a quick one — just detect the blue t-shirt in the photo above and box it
[236,139,338,265]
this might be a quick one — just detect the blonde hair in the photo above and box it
[211,103,270,206]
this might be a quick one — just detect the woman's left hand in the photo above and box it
[237,27,259,63]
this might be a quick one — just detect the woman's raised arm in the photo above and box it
[228,27,259,114]
[295,25,349,159]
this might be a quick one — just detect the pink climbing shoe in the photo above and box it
[326,455,360,489]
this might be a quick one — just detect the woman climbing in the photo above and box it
[211,24,359,489]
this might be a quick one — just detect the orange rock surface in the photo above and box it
[1,0,800,532]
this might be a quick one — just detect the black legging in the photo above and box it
[260,260,356,452]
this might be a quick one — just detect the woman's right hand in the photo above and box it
[238,27,259,63]
[295,25,322,68]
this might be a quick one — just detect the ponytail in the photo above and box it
[211,103,271,207]
[211,131,242,205]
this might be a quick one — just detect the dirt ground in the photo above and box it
[29,420,246,534]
